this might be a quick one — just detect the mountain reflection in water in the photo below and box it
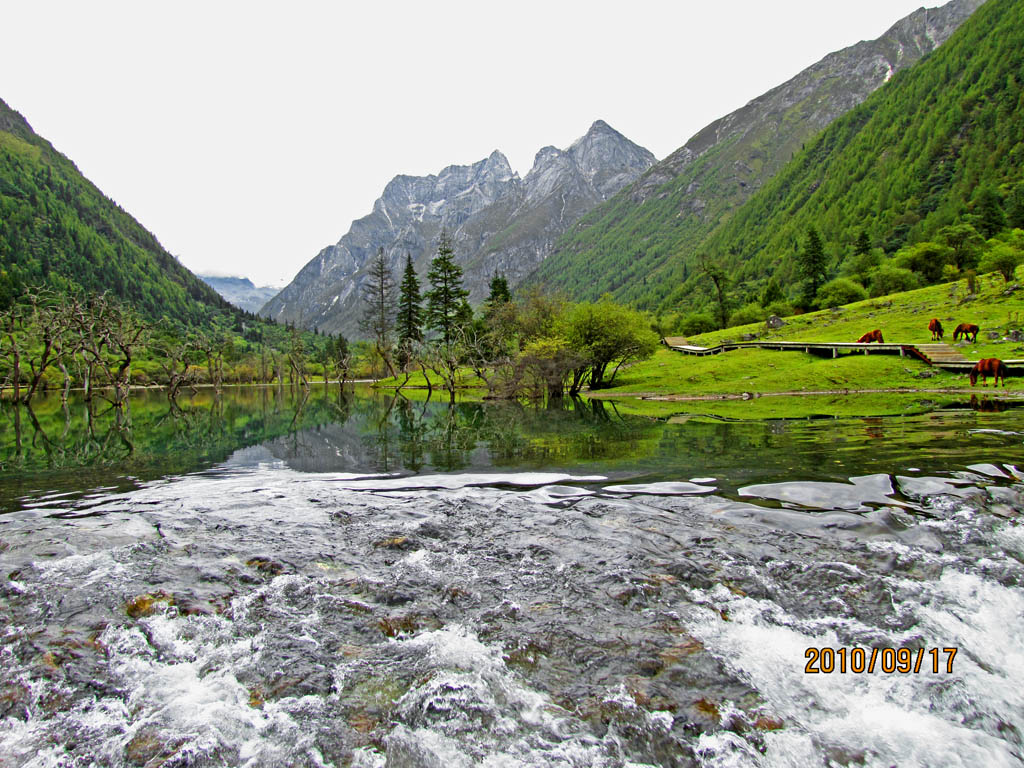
[2,386,1024,766]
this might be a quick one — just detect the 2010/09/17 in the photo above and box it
[804,646,957,674]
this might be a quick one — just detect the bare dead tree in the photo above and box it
[104,303,148,404]
[288,329,310,389]
[155,336,199,402]
[359,247,398,379]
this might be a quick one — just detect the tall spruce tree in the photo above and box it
[796,228,827,306]
[425,231,469,346]
[1008,182,1024,230]
[359,247,397,376]
[396,254,423,364]
[486,274,511,305]
[854,230,871,258]
[971,185,1006,239]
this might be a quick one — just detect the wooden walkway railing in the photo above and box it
[661,337,1024,373]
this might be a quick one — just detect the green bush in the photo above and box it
[765,300,796,318]
[893,241,954,284]
[678,312,717,336]
[816,278,868,308]
[869,265,921,297]
[728,303,766,327]
[978,242,1022,283]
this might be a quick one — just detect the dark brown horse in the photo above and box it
[969,358,1008,387]
[954,323,979,343]
[928,318,944,340]
[856,329,884,343]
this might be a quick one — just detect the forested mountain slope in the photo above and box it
[0,97,232,324]
[657,0,1023,313]
[525,0,984,310]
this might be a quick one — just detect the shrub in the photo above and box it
[728,303,766,327]
[816,278,868,308]
[893,241,953,284]
[678,312,716,336]
[868,265,920,297]
[765,300,795,318]
[978,243,1022,283]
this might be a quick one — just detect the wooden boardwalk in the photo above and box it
[662,337,1024,374]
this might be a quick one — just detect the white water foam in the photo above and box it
[684,521,1024,767]
[373,625,663,767]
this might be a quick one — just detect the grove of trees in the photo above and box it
[359,232,660,402]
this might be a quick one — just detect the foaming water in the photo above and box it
[3,435,1024,765]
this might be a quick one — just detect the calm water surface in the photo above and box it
[2,386,1023,767]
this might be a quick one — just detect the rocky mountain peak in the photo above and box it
[262,119,655,336]
[483,149,515,177]
[564,119,656,200]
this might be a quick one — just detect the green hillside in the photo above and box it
[0,97,232,324]
[530,0,1023,320]
[526,124,797,309]
[660,0,1024,314]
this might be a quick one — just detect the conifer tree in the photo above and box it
[486,274,511,306]
[1008,182,1024,230]
[854,230,871,258]
[971,184,1006,239]
[396,254,423,366]
[425,231,469,346]
[796,228,827,306]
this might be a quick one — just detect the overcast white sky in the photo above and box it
[2,1,934,287]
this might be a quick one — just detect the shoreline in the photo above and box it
[587,386,1024,402]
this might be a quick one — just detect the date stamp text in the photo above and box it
[804,646,957,674]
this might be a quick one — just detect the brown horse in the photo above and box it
[969,358,1008,387]
[856,329,884,343]
[928,318,944,340]
[954,323,979,343]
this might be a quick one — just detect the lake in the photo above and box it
[2,385,1023,766]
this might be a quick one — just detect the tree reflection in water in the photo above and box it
[4,386,1024,511]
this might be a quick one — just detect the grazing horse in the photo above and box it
[953,323,979,343]
[969,358,1008,387]
[928,318,944,340]
[856,329,884,343]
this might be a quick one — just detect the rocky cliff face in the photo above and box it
[198,275,280,314]
[261,121,654,336]
[528,0,986,307]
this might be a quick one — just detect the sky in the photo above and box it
[1,1,934,288]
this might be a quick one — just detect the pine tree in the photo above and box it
[796,228,827,306]
[1007,182,1024,230]
[425,231,469,346]
[971,184,1006,239]
[854,230,871,257]
[396,254,423,365]
[486,273,511,305]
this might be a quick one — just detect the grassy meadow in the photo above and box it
[592,271,1024,417]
